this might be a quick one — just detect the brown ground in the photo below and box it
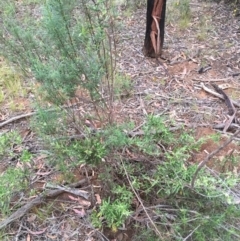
[0,0,240,240]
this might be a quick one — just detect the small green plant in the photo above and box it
[0,60,25,105]
[33,108,67,135]
[0,131,22,158]
[20,150,33,163]
[47,133,106,173]
[0,168,27,216]
[91,185,132,232]
[0,0,119,124]
[167,0,191,29]
[103,123,132,150]
[178,0,191,19]
[98,115,240,239]
[114,73,133,96]
[133,228,160,241]
[0,131,33,216]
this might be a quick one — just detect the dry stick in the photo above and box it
[0,100,87,129]
[0,112,36,128]
[223,111,236,132]
[193,77,233,82]
[120,157,163,239]
[183,224,201,241]
[0,178,88,230]
[191,129,240,188]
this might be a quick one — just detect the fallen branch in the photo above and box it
[212,84,236,115]
[213,123,240,130]
[200,83,240,108]
[45,182,89,199]
[0,101,91,129]
[232,72,240,77]
[0,178,88,230]
[0,112,36,128]
[211,83,237,132]
[191,129,240,188]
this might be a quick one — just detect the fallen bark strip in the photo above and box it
[191,129,240,188]
[0,178,88,230]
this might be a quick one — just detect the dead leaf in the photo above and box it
[180,52,187,59]
[27,214,37,222]
[181,67,187,78]
[35,154,48,161]
[73,208,86,218]
[95,194,102,205]
[68,195,91,207]
[68,195,78,201]
[218,83,232,90]
[47,234,57,239]
[20,129,32,140]
[27,234,31,241]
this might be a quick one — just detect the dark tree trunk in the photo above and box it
[143,0,167,58]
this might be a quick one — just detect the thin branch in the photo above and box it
[183,225,201,241]
[0,178,89,230]
[120,157,163,239]
[0,112,36,128]
[191,129,240,188]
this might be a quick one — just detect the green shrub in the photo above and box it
[0,132,31,216]
[0,0,118,119]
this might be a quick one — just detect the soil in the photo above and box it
[0,0,240,240]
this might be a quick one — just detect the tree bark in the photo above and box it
[143,0,167,58]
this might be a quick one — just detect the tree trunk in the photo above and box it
[143,0,167,58]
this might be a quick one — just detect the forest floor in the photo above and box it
[115,0,240,171]
[0,0,240,240]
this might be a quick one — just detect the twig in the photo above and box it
[120,157,163,239]
[0,100,96,129]
[0,178,88,230]
[223,111,236,132]
[183,225,201,241]
[192,77,232,82]
[213,123,240,130]
[232,72,240,77]
[0,112,36,128]
[45,183,89,199]
[127,126,182,138]
[191,129,240,188]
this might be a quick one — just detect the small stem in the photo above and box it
[191,129,240,188]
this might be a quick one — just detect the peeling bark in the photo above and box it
[143,0,167,58]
